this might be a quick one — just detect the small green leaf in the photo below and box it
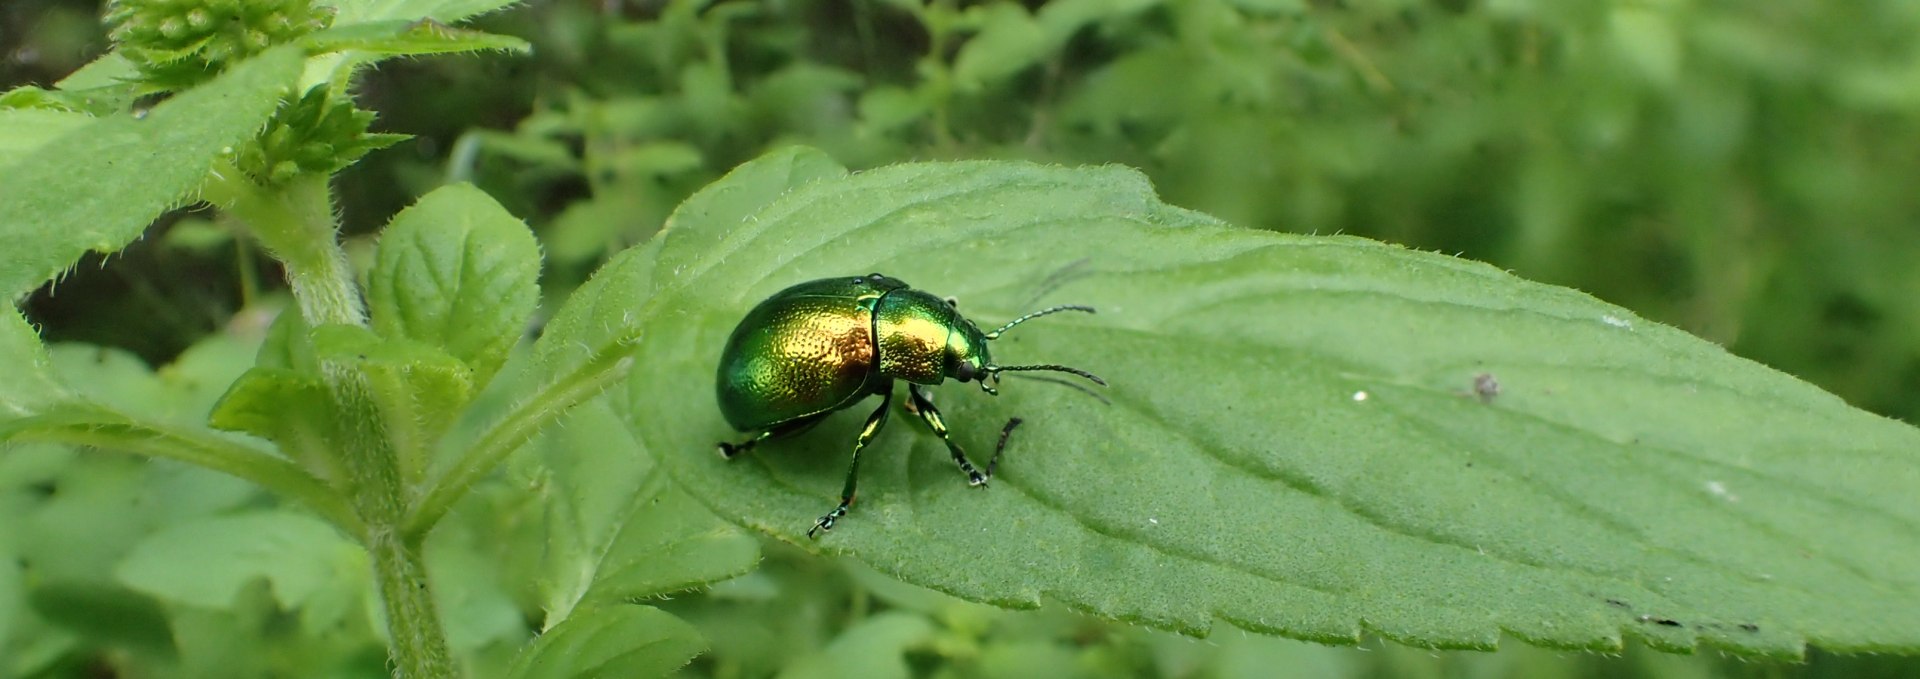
[113,509,363,610]
[209,367,341,483]
[857,87,930,133]
[368,182,540,389]
[0,46,302,299]
[256,308,319,373]
[506,604,707,679]
[27,582,176,657]
[954,4,1051,90]
[311,324,475,484]
[626,149,1920,658]
[775,612,936,679]
[301,19,531,58]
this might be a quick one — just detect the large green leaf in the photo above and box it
[0,110,92,164]
[0,46,303,300]
[589,148,1920,658]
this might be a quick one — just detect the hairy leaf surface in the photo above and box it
[0,47,302,299]
[591,148,1920,657]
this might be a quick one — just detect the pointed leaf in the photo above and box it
[301,19,531,58]
[612,148,1920,658]
[0,46,302,299]
[208,367,342,483]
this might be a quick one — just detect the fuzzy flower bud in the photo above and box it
[105,0,332,90]
[234,88,409,186]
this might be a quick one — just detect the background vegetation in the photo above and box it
[4,0,1918,676]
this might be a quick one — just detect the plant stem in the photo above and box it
[369,526,454,679]
[330,330,457,679]
[221,172,455,678]
[223,173,366,327]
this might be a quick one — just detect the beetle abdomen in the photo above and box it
[717,293,881,430]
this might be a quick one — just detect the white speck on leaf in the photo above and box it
[1603,314,1632,328]
[1705,480,1739,502]
[1352,391,1369,402]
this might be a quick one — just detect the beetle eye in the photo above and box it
[952,360,976,382]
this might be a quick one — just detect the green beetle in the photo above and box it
[716,273,1105,537]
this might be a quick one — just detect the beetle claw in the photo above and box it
[809,513,838,538]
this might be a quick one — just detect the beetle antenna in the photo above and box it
[1001,372,1112,405]
[987,363,1107,387]
[985,305,1096,339]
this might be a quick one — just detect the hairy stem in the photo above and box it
[222,173,366,327]
[220,172,454,678]
[333,359,456,678]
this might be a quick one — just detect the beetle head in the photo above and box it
[964,303,1106,395]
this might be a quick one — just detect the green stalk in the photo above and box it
[221,172,455,679]
[222,173,366,327]
[334,372,456,678]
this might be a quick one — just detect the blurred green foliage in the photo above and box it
[6,0,1920,676]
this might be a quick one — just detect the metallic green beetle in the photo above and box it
[716,273,1105,537]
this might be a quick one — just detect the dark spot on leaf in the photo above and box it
[1740,623,1760,632]
[1636,615,1682,627]
[1472,372,1499,403]
[1606,598,1629,609]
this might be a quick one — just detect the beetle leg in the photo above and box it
[906,384,992,487]
[718,412,830,459]
[811,386,893,538]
